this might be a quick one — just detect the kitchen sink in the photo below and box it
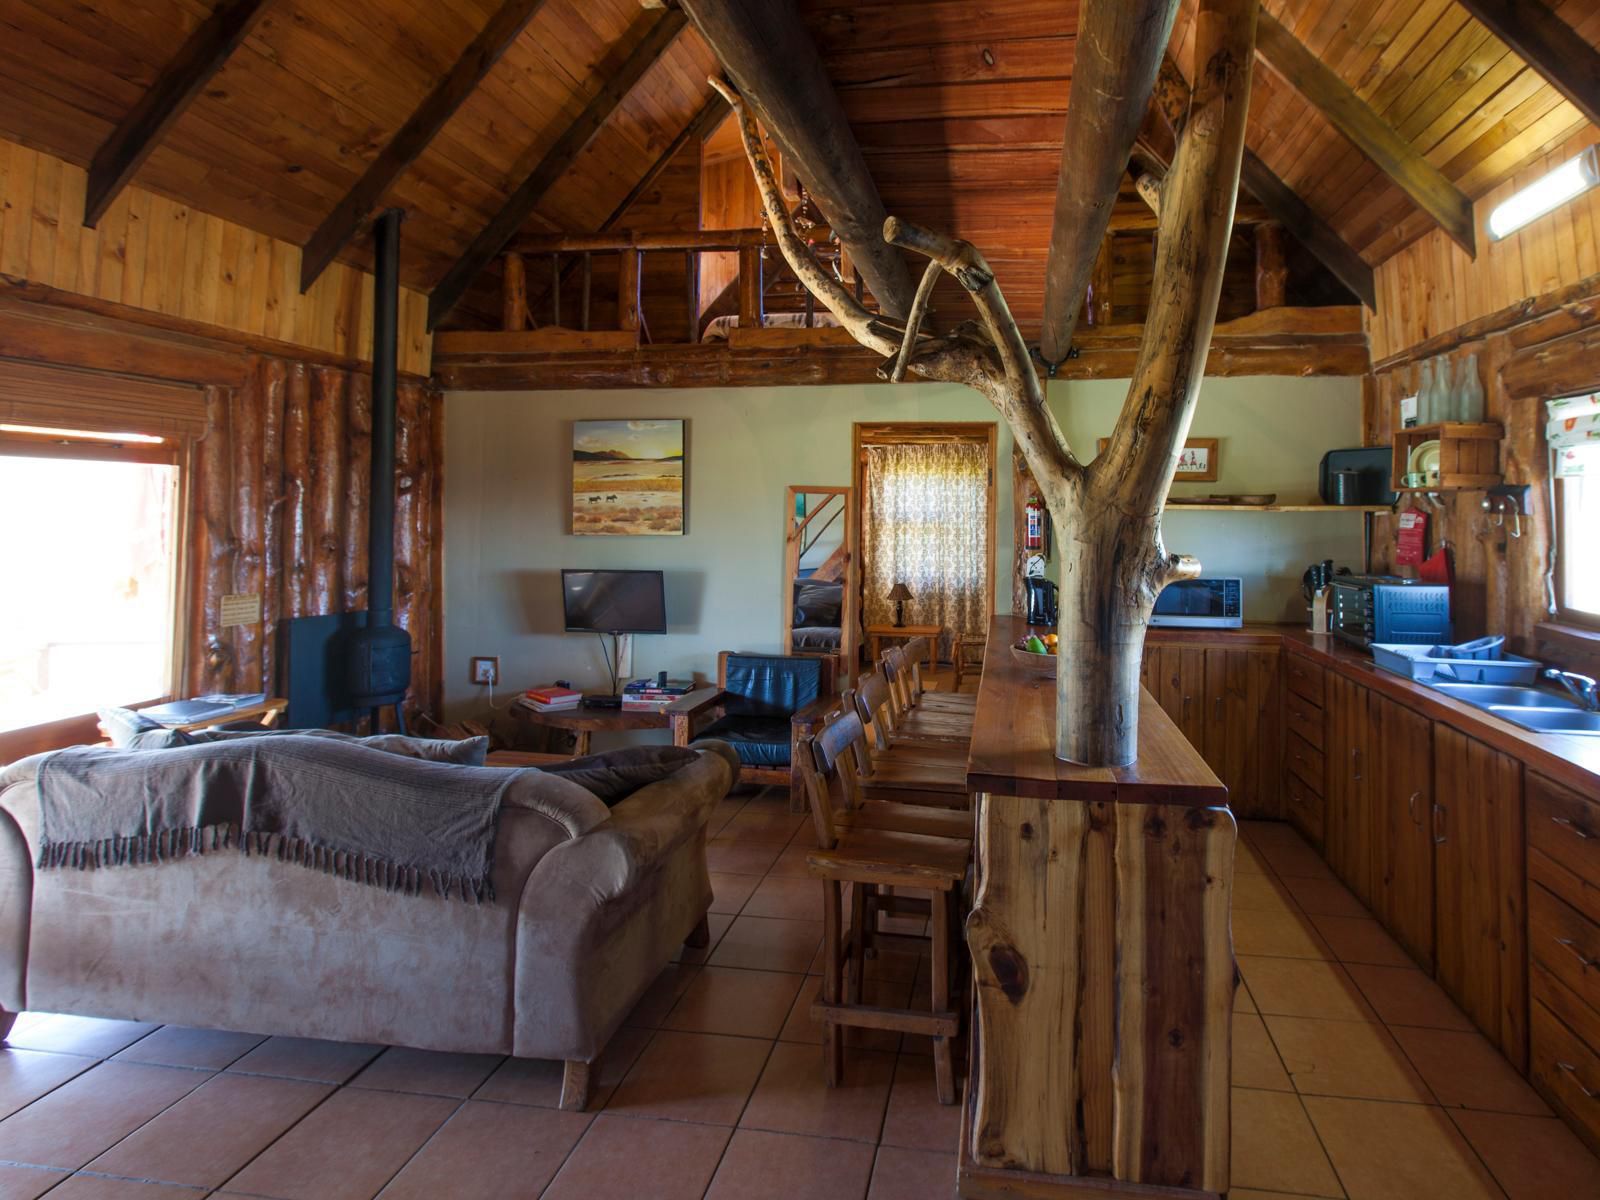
[1426,682,1580,709]
[1487,707,1600,736]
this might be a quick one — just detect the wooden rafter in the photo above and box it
[83,0,273,228]
[1456,0,1600,130]
[679,0,916,319]
[426,7,688,331]
[299,0,554,292]
[1254,9,1476,258]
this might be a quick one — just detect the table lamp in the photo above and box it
[888,582,913,627]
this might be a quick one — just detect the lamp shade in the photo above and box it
[887,582,913,603]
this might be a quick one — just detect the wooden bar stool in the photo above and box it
[900,637,979,715]
[880,646,972,745]
[848,675,971,808]
[796,711,969,1103]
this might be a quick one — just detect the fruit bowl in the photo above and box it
[1010,641,1057,676]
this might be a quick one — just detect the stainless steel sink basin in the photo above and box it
[1427,682,1579,709]
[1488,707,1600,736]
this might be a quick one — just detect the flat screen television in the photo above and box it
[562,569,667,634]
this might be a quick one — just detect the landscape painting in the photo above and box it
[572,419,685,535]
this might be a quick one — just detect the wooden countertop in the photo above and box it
[966,616,1227,805]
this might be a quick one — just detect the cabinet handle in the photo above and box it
[1557,1061,1599,1100]
[1552,816,1595,840]
[1214,696,1224,721]
[1408,791,1422,824]
[1182,696,1191,720]
[1433,802,1448,845]
[1556,937,1599,970]
[1351,747,1363,782]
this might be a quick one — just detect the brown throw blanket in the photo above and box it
[36,735,513,902]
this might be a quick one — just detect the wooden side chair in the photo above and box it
[796,711,969,1103]
[847,673,970,806]
[951,633,987,694]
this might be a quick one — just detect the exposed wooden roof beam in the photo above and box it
[1254,9,1476,258]
[679,0,915,319]
[1456,0,1600,130]
[299,0,554,292]
[427,7,688,331]
[1039,0,1178,365]
[83,0,272,228]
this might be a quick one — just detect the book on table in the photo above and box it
[524,685,582,712]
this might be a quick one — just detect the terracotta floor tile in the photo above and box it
[706,838,784,875]
[673,911,735,966]
[375,1099,590,1200]
[740,1040,895,1141]
[540,1114,730,1200]
[1309,915,1416,968]
[766,843,814,879]
[707,800,746,839]
[222,1087,457,1200]
[1237,956,1378,1023]
[880,1054,963,1151]
[663,967,803,1040]
[704,1128,876,1200]
[1451,1108,1600,1199]
[1255,839,1337,881]
[87,1071,331,1189]
[743,875,825,921]
[1304,1095,1502,1199]
[867,1145,959,1200]
[719,807,806,845]
[473,1025,651,1111]
[0,1060,205,1170]
[1232,872,1298,912]
[1345,964,1475,1032]
[349,1047,504,1098]
[5,1014,158,1059]
[226,1035,384,1084]
[1229,1192,1337,1200]
[111,1026,266,1071]
[624,963,702,1029]
[32,1180,203,1199]
[0,1165,66,1200]
[709,871,760,915]
[1235,982,1258,1014]
[1235,842,1270,876]
[1228,1088,1342,1197]
[1233,1013,1292,1092]
[709,915,823,974]
[1263,1015,1432,1103]
[1234,907,1335,960]
[1282,874,1371,918]
[1390,1026,1549,1116]
[605,1030,771,1126]
[0,1049,95,1121]
[779,975,910,1054]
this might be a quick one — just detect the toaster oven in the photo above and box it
[1329,576,1451,649]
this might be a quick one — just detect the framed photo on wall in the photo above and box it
[1097,436,1219,482]
[572,419,686,535]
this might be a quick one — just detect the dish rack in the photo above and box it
[1372,636,1541,684]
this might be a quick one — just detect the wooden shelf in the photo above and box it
[1392,421,1504,492]
[1168,503,1390,513]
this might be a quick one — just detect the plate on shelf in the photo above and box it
[1406,440,1441,486]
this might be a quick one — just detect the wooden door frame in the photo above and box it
[782,484,857,682]
[852,421,999,666]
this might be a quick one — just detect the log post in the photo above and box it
[307,366,346,616]
[281,362,312,620]
[342,370,372,613]
[189,385,235,695]
[685,248,700,343]
[502,251,527,331]
[257,357,287,695]
[229,369,265,693]
[580,252,592,331]
[1254,220,1287,310]
[618,248,642,337]
[738,243,762,329]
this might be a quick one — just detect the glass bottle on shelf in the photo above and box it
[1436,356,1460,423]
[1416,359,1435,425]
[1458,352,1486,423]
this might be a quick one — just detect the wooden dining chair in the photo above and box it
[880,646,972,745]
[900,637,979,716]
[796,712,969,1103]
[847,674,970,806]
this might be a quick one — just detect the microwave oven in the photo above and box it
[1150,578,1243,628]
[1329,576,1451,649]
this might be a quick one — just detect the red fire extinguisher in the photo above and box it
[1025,494,1045,552]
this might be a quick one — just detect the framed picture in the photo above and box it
[572,419,685,535]
[1097,436,1219,482]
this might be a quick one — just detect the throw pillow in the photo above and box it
[97,707,167,748]
[542,744,699,805]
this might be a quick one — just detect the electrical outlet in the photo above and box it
[470,656,499,686]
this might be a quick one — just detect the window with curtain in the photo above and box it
[1549,394,1600,621]
[863,440,989,644]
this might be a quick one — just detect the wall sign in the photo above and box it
[220,593,261,628]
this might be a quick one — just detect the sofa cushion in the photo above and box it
[693,715,791,767]
[193,729,489,765]
[722,654,823,720]
[541,745,699,805]
[97,707,171,747]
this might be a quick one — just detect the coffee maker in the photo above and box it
[1024,577,1059,627]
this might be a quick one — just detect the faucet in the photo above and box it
[1543,668,1600,712]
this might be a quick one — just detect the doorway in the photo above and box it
[852,423,997,668]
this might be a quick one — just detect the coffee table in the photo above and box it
[509,687,721,755]
[866,624,942,671]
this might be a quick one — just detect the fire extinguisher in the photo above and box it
[1025,494,1045,552]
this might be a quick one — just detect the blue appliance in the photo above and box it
[1329,576,1451,649]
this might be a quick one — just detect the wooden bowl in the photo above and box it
[1011,643,1057,676]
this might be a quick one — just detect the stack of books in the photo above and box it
[523,685,581,712]
[621,678,694,710]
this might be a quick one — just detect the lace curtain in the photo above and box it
[863,441,989,644]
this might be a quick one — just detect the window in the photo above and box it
[0,430,181,733]
[1548,394,1600,624]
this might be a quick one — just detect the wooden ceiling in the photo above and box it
[1,0,1598,339]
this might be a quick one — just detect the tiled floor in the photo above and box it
[3,806,1599,1199]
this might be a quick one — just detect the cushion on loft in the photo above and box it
[693,715,791,767]
[793,579,843,627]
[540,744,699,805]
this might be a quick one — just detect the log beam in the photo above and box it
[1456,0,1600,130]
[299,0,553,291]
[1254,220,1287,309]
[84,0,272,227]
[681,0,916,319]
[1254,9,1476,257]
[426,7,687,331]
[1038,0,1179,364]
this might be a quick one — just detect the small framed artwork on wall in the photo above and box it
[572,419,686,535]
[1097,436,1219,482]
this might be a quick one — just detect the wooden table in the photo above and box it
[959,616,1233,1200]
[509,687,721,755]
[866,623,942,670]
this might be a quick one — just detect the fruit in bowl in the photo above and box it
[1011,635,1058,675]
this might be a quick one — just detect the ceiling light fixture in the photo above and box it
[1488,145,1600,240]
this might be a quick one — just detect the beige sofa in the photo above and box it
[0,740,737,1110]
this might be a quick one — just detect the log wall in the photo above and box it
[0,137,432,375]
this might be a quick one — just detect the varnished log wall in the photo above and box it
[0,138,432,375]
[184,356,443,728]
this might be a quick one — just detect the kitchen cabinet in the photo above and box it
[1369,695,1434,971]
[1282,650,1327,848]
[1433,726,1527,1069]
[1324,672,1375,906]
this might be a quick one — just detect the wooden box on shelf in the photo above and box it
[1390,421,1503,492]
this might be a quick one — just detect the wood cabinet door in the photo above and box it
[1143,644,1207,756]
[1369,694,1434,971]
[1323,673,1374,905]
[1433,725,1528,1069]
[1202,647,1282,820]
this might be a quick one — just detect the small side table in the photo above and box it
[508,687,721,756]
[866,624,942,671]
